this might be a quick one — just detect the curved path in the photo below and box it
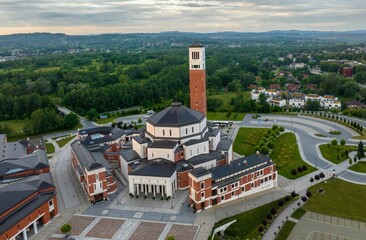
[242,114,366,185]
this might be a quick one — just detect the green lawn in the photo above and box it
[96,116,116,124]
[276,221,296,240]
[207,112,245,121]
[56,135,76,147]
[45,143,55,154]
[234,128,267,156]
[218,200,281,240]
[270,133,316,179]
[207,91,250,109]
[304,179,366,222]
[0,119,29,132]
[349,162,366,173]
[319,144,356,164]
[291,208,307,219]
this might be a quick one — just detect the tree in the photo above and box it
[61,223,72,237]
[358,141,365,158]
[331,139,338,146]
[63,113,79,129]
[260,146,269,155]
[138,118,142,124]
[86,108,98,121]
[166,236,175,240]
[340,139,346,145]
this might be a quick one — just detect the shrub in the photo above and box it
[331,139,338,146]
[166,236,175,240]
[272,125,279,130]
[260,146,269,155]
[258,226,264,233]
[271,207,277,215]
[152,196,155,199]
[136,195,139,198]
[297,166,303,173]
[327,143,331,148]
[291,169,298,175]
[275,129,280,135]
[161,196,164,200]
[340,139,346,145]
[349,158,353,164]
[262,219,268,225]
[267,141,275,149]
[61,224,72,236]
[319,172,325,178]
[278,200,284,207]
[144,195,147,199]
[129,193,134,198]
[310,177,314,183]
[279,126,285,132]
[315,175,320,181]
[301,196,308,202]
[267,213,273,220]
[291,191,297,198]
[285,195,291,202]
[306,191,312,198]
[302,165,308,171]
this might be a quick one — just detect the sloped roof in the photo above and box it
[190,41,204,48]
[129,159,177,177]
[147,102,204,127]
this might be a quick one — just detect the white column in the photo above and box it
[137,184,139,196]
[33,221,38,234]
[153,185,156,197]
[22,229,28,240]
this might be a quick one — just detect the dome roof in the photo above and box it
[147,102,205,127]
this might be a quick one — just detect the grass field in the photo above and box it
[304,179,366,222]
[207,91,250,109]
[349,162,366,173]
[56,135,76,147]
[0,119,28,132]
[270,133,316,179]
[45,143,55,154]
[233,128,267,156]
[207,112,245,121]
[96,116,116,124]
[218,200,281,240]
[291,208,307,219]
[276,221,296,240]
[319,144,357,164]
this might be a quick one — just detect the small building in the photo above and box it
[306,84,317,91]
[188,154,277,211]
[265,89,279,98]
[286,84,300,93]
[288,98,305,109]
[342,67,353,77]
[269,84,281,90]
[268,98,287,107]
[346,100,365,109]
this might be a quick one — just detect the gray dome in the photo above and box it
[147,102,205,127]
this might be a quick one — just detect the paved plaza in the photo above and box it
[48,214,199,240]
[288,212,366,240]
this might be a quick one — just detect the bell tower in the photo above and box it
[189,42,207,115]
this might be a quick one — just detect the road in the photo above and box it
[242,113,366,185]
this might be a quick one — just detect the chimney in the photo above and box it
[243,160,248,165]
[256,150,260,155]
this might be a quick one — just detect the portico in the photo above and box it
[128,159,178,198]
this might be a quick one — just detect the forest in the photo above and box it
[0,32,366,136]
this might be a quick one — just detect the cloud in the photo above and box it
[0,0,365,34]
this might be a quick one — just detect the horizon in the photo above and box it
[2,29,366,37]
[1,0,366,35]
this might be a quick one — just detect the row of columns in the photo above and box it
[135,183,166,197]
[17,221,38,240]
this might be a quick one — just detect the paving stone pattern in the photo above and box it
[55,215,95,235]
[129,222,166,240]
[167,224,199,240]
[85,218,125,239]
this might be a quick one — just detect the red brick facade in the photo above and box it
[190,69,207,115]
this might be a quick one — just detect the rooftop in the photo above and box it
[147,102,205,127]
[129,158,177,177]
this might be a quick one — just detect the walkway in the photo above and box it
[242,114,366,185]
[288,212,366,240]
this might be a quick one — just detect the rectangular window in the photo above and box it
[100,182,102,188]
[201,182,204,189]
[201,192,205,198]
[221,196,225,201]
[269,175,272,180]
[96,173,99,181]
[163,130,165,136]
[232,191,235,196]
[169,130,172,136]
[241,187,245,192]
[251,183,254,188]
[49,200,53,206]
[192,127,194,133]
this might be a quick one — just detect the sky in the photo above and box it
[0,0,365,35]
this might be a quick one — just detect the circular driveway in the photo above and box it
[242,114,366,185]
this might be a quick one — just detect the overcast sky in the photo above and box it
[0,0,365,35]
